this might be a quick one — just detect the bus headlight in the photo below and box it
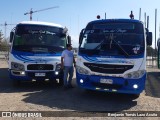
[11,62,25,71]
[124,70,146,79]
[76,66,90,75]
[55,64,61,75]
[55,64,61,71]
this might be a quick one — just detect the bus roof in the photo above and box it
[18,21,63,28]
[88,19,143,25]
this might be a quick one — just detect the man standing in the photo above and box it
[61,44,76,88]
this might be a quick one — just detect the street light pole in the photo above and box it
[155,9,157,51]
[139,8,141,20]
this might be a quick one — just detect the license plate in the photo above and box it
[100,78,113,84]
[35,73,46,77]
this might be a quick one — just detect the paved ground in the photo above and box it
[0,60,160,120]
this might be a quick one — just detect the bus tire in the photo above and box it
[131,94,140,99]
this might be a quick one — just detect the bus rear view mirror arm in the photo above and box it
[147,32,152,46]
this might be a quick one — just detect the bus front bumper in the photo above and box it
[9,69,63,81]
[76,72,146,94]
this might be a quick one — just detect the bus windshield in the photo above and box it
[79,23,144,56]
[13,25,67,53]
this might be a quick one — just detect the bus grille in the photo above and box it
[27,64,54,70]
[84,63,134,74]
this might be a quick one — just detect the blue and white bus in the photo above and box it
[9,21,71,85]
[76,19,152,97]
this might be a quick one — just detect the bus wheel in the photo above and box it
[131,94,140,99]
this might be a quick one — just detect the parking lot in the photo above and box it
[0,60,160,119]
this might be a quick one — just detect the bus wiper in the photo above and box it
[109,33,114,49]
[93,40,105,50]
[93,33,115,50]
[109,33,130,57]
[92,33,130,57]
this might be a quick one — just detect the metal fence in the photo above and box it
[0,51,8,60]
[146,56,157,68]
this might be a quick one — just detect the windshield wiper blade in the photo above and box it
[99,33,130,57]
[93,32,110,50]
[114,40,130,57]
[91,33,130,57]
[93,40,105,50]
[109,33,130,57]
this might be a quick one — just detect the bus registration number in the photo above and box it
[100,79,113,84]
[35,73,46,77]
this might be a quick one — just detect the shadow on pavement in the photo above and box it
[0,67,137,112]
[22,78,137,112]
[0,68,60,93]
[145,71,160,98]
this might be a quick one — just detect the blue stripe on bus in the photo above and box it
[12,50,61,62]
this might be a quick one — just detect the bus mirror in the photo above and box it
[63,27,68,34]
[147,32,152,46]
[67,35,71,44]
[10,31,14,43]
[79,29,85,44]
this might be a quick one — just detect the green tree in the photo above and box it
[0,30,4,44]
[0,30,8,51]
